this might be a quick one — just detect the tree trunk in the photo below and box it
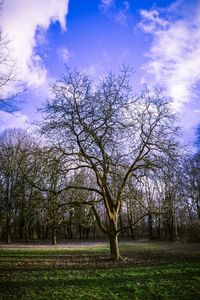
[25,224,30,243]
[52,227,57,245]
[197,202,200,220]
[157,216,161,240]
[148,214,154,240]
[174,215,178,240]
[19,216,24,240]
[0,224,2,240]
[6,226,11,244]
[79,224,82,239]
[6,219,11,244]
[109,233,120,260]
[33,225,38,240]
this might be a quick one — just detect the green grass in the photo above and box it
[0,264,200,299]
[0,241,200,299]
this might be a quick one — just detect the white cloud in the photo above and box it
[83,51,111,78]
[57,47,71,63]
[100,0,114,10]
[0,111,29,132]
[84,63,104,78]
[139,1,200,111]
[0,0,69,88]
[100,0,130,26]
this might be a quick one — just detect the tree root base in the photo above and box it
[110,255,130,262]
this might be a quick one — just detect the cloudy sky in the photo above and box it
[0,0,199,143]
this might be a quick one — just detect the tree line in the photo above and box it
[0,67,199,260]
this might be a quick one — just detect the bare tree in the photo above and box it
[186,155,200,221]
[19,144,74,244]
[38,66,179,260]
[195,124,200,150]
[0,129,28,243]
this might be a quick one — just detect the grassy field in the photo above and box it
[0,240,200,299]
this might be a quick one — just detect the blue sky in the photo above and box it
[0,0,200,144]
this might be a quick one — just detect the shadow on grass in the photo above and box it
[0,264,200,299]
[0,251,200,273]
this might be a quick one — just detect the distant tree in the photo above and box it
[19,145,73,245]
[0,128,42,243]
[14,131,41,242]
[186,125,200,223]
[187,155,200,221]
[0,129,27,243]
[195,124,200,152]
[38,66,179,260]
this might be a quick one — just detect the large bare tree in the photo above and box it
[38,66,179,260]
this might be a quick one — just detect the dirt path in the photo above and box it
[0,240,200,270]
[0,239,149,249]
